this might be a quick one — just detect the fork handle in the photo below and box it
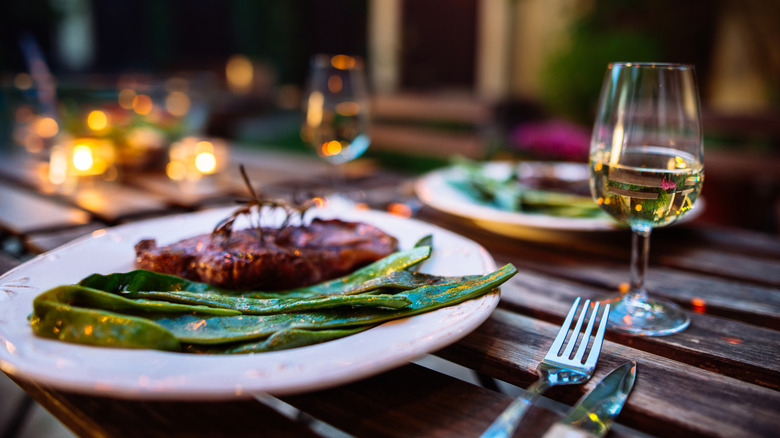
[480,379,553,438]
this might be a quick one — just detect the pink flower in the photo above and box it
[661,179,676,190]
[510,119,591,160]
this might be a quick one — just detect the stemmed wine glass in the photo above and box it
[301,54,371,202]
[589,62,704,336]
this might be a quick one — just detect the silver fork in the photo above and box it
[480,297,610,438]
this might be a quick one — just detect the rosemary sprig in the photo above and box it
[212,165,317,240]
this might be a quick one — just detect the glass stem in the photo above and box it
[628,227,651,305]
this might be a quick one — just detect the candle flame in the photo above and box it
[73,144,94,171]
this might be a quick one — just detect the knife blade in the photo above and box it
[542,361,637,438]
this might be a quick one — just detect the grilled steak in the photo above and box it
[135,218,398,290]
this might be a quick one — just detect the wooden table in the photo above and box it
[0,148,778,438]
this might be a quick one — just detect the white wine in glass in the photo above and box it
[589,62,704,336]
[302,54,370,200]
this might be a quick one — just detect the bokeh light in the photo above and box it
[87,110,108,131]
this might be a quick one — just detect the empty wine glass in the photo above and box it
[589,62,704,336]
[301,54,370,202]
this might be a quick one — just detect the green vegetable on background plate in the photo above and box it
[450,157,605,218]
[30,246,517,354]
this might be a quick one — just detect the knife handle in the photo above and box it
[541,423,598,438]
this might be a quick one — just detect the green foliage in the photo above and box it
[541,30,661,124]
[539,0,665,124]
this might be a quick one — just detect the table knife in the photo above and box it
[542,361,637,438]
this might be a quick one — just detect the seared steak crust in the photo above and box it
[135,219,398,290]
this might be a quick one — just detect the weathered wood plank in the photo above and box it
[495,253,780,328]
[11,377,323,438]
[68,184,173,223]
[437,309,780,438]
[25,223,107,254]
[282,362,645,438]
[284,363,507,438]
[0,182,91,234]
[663,226,780,259]
[494,270,780,389]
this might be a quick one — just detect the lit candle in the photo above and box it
[167,137,228,182]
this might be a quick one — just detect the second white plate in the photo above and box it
[415,161,704,240]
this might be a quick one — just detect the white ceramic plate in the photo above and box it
[415,161,704,240]
[0,207,498,400]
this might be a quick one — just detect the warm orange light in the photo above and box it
[634,204,643,212]
[49,144,68,184]
[14,73,33,90]
[165,91,190,117]
[721,337,742,345]
[328,75,343,93]
[69,138,115,176]
[306,91,324,127]
[691,297,706,313]
[226,54,253,93]
[87,110,108,131]
[388,202,413,218]
[618,282,630,294]
[72,144,94,171]
[195,152,217,174]
[132,94,154,115]
[312,197,326,208]
[596,197,604,205]
[167,137,227,182]
[195,140,214,154]
[331,55,356,70]
[166,161,186,181]
[35,117,59,138]
[23,132,44,153]
[322,140,342,156]
[335,101,360,116]
[187,319,207,330]
[118,88,137,109]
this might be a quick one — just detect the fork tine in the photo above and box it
[547,297,580,359]
[583,303,610,369]
[561,299,591,359]
[573,301,600,363]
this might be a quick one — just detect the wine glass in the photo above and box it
[589,62,704,336]
[301,54,371,202]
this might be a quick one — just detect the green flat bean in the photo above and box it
[151,264,516,345]
[183,326,373,354]
[127,291,412,314]
[30,286,183,350]
[30,254,516,354]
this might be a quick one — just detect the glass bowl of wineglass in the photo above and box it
[589,62,704,336]
[301,54,371,202]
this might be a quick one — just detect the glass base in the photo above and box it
[601,295,690,336]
